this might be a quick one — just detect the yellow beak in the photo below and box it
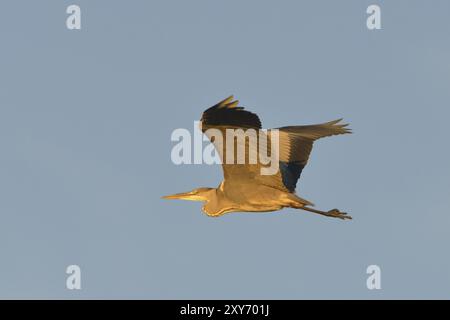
[162,192,204,201]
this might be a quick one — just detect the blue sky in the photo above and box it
[0,0,449,298]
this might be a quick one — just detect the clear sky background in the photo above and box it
[1,0,449,299]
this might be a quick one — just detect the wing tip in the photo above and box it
[204,95,242,111]
[216,95,235,108]
[329,118,352,134]
[203,95,236,113]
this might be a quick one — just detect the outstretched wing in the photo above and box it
[265,119,351,192]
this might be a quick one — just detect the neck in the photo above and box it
[202,185,231,216]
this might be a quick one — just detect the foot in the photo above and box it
[326,209,352,220]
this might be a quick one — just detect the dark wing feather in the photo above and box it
[259,119,351,192]
[201,95,261,130]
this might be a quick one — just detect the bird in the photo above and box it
[163,96,352,220]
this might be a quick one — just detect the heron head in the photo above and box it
[162,187,213,202]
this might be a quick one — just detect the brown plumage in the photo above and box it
[163,96,352,219]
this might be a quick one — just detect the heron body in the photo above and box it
[163,96,352,220]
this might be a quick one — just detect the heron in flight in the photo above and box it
[163,96,352,220]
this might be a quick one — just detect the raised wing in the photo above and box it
[200,96,264,181]
[201,96,351,193]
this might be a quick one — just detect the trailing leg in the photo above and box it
[299,206,352,220]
